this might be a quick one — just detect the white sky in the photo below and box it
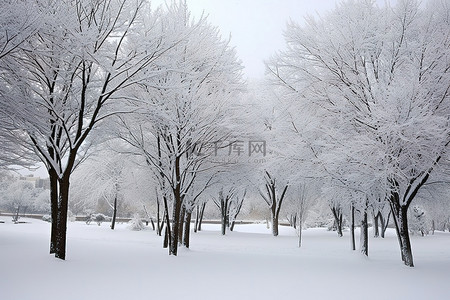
[182,0,339,79]
[21,0,389,178]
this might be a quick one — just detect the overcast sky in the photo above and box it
[183,0,338,79]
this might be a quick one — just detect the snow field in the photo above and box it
[0,219,449,300]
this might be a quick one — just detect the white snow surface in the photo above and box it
[0,219,449,300]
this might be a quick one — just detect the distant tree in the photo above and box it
[2,181,37,221]
[259,171,288,237]
[409,205,429,236]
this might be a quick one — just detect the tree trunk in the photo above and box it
[272,213,279,236]
[169,181,182,255]
[163,224,169,249]
[183,211,192,248]
[13,205,20,222]
[198,202,205,231]
[331,206,343,237]
[389,195,414,267]
[49,169,58,254]
[350,204,355,251]
[54,176,70,260]
[298,215,303,248]
[156,192,161,235]
[397,206,414,267]
[360,208,368,256]
[380,211,390,238]
[373,212,379,238]
[230,220,236,231]
[179,205,185,243]
[110,195,117,230]
[194,205,199,233]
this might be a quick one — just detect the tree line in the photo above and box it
[0,0,449,268]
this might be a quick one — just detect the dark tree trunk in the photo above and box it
[163,224,169,249]
[197,202,206,232]
[272,213,279,236]
[396,206,414,266]
[194,205,199,233]
[183,211,192,248]
[156,193,161,235]
[350,204,356,251]
[179,205,185,243]
[49,169,58,254]
[13,205,20,222]
[261,172,287,237]
[389,191,414,267]
[380,211,390,238]
[150,218,155,230]
[54,176,70,260]
[379,213,384,238]
[169,160,182,256]
[360,208,368,256]
[110,195,117,230]
[230,220,236,231]
[160,196,170,237]
[373,212,379,238]
[331,206,343,237]
[221,195,228,236]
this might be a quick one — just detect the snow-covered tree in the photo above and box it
[0,0,184,260]
[408,205,429,236]
[267,0,450,266]
[117,1,243,255]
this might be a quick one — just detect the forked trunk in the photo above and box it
[397,206,414,267]
[331,207,343,237]
[389,195,414,267]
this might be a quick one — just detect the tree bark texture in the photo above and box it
[183,211,192,248]
[389,191,414,267]
[360,208,368,256]
[111,195,117,230]
[54,176,70,260]
[350,204,356,251]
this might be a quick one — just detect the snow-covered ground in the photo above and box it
[0,218,449,300]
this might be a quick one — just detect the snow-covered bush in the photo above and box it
[128,215,145,231]
[42,215,51,223]
[409,206,429,236]
[86,213,109,226]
